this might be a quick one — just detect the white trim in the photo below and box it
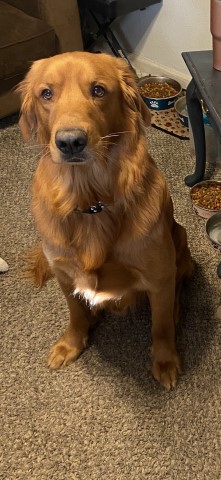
[128,53,191,89]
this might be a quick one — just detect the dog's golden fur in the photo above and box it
[18,52,192,389]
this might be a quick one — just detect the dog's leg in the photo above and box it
[48,274,95,369]
[148,276,180,390]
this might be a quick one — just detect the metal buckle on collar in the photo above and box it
[76,202,107,214]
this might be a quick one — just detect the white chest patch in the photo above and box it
[72,287,122,308]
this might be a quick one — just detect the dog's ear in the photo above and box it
[16,58,47,141]
[117,60,151,126]
[16,77,37,142]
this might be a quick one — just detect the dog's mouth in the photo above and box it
[50,145,91,165]
[62,154,88,165]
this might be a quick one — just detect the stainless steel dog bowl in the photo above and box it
[138,76,182,110]
[206,211,221,250]
[190,180,221,219]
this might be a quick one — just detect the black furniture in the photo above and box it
[183,50,221,278]
[182,50,221,187]
[78,0,162,73]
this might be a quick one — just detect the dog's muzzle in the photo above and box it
[55,128,88,161]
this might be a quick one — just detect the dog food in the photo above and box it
[191,182,221,210]
[139,82,178,99]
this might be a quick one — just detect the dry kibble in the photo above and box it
[191,183,221,210]
[139,82,178,98]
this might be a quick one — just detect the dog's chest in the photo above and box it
[72,284,122,308]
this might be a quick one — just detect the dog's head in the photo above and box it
[17,52,151,165]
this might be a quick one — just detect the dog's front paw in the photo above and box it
[48,336,87,370]
[151,347,180,390]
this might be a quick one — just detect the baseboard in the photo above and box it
[128,53,191,88]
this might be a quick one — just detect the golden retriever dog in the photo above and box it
[18,52,192,389]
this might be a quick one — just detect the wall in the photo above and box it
[114,0,212,87]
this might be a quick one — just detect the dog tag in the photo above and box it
[86,202,105,214]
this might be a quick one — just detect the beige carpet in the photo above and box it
[1,116,221,480]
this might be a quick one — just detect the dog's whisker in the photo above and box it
[23,146,48,153]
[95,151,106,161]
[100,131,133,140]
[24,143,49,148]
[99,138,117,144]
[102,130,133,136]
[98,145,108,151]
[29,146,50,161]
[98,140,117,147]
[30,151,48,162]
[100,134,120,139]
[23,145,50,155]
[98,138,118,146]
[95,151,107,163]
[41,149,50,158]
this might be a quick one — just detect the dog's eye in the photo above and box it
[41,88,53,100]
[92,85,105,98]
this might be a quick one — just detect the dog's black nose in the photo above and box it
[55,129,88,155]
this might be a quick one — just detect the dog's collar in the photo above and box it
[75,201,108,214]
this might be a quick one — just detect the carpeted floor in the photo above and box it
[1,116,221,480]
